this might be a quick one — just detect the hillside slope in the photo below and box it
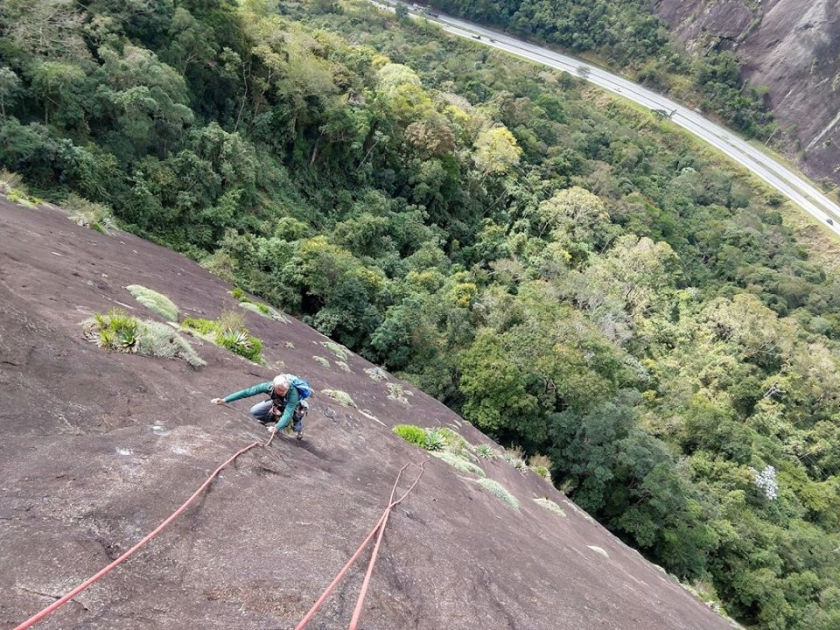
[0,200,735,629]
[653,0,840,184]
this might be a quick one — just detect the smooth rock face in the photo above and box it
[653,0,840,185]
[0,200,735,630]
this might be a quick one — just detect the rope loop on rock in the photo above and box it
[13,429,277,630]
[295,458,428,630]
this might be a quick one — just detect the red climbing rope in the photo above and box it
[13,430,277,630]
[15,395,426,630]
[295,459,428,630]
[346,465,404,630]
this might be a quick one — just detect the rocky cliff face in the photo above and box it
[0,199,735,630]
[653,0,840,186]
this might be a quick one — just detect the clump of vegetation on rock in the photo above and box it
[432,451,486,477]
[534,497,566,517]
[423,428,447,451]
[365,367,388,382]
[393,424,428,447]
[65,194,116,234]
[387,383,411,405]
[502,448,528,474]
[393,424,471,454]
[394,424,485,481]
[181,310,262,363]
[528,454,553,482]
[322,389,356,407]
[321,341,351,361]
[0,170,41,207]
[232,287,290,322]
[476,479,519,511]
[83,308,204,367]
[476,444,498,460]
[126,285,179,321]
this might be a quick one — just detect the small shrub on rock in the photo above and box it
[387,382,410,405]
[232,287,290,322]
[138,321,205,367]
[528,454,553,481]
[65,194,117,234]
[503,447,528,474]
[217,328,262,363]
[1,170,41,207]
[93,309,138,350]
[181,316,218,336]
[217,309,245,332]
[239,300,289,322]
[0,170,24,193]
[436,427,476,460]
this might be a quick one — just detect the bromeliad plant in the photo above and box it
[94,309,138,351]
[84,309,204,367]
[476,444,498,459]
[424,428,447,451]
[181,311,263,363]
[217,328,262,362]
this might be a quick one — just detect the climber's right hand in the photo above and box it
[211,398,225,405]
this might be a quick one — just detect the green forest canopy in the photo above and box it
[1,1,839,628]
[423,0,776,139]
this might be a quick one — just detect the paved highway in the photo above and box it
[373,1,840,237]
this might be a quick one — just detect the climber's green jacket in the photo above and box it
[223,381,300,428]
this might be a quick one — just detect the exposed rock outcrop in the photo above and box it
[653,0,840,185]
[0,199,736,629]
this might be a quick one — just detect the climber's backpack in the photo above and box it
[288,376,312,401]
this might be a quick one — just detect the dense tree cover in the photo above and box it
[423,0,775,138]
[1,1,838,627]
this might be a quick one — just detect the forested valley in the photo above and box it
[1,1,839,628]
[425,0,775,139]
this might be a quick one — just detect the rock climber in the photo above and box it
[212,374,311,439]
